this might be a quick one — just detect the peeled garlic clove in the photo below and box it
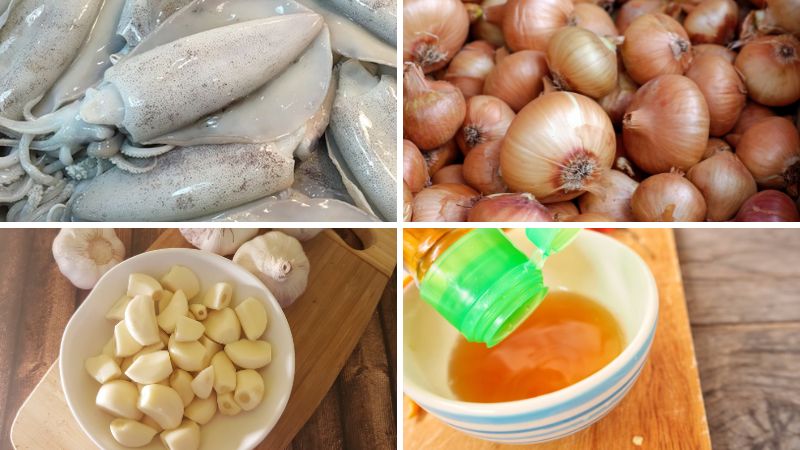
[217,392,241,416]
[157,290,174,314]
[234,297,268,340]
[160,266,200,300]
[115,321,143,358]
[134,339,165,358]
[97,380,142,420]
[158,290,189,334]
[160,419,200,450]
[167,335,206,372]
[142,415,163,433]
[199,335,221,368]
[234,369,265,411]
[138,384,184,431]
[233,231,310,308]
[224,339,272,370]
[174,316,205,342]
[210,351,237,395]
[110,418,157,447]
[169,369,195,407]
[184,393,217,425]
[203,308,241,344]
[52,229,126,290]
[85,354,122,384]
[125,295,160,346]
[102,337,119,361]
[202,282,233,310]
[125,351,173,384]
[188,304,207,321]
[127,273,163,299]
[190,366,215,399]
[106,295,132,321]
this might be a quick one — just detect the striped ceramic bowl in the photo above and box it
[403,229,659,444]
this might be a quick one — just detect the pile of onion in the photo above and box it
[402,0,800,223]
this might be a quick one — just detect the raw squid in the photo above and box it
[117,0,193,50]
[200,190,379,222]
[329,0,397,46]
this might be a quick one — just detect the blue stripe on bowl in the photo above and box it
[445,357,646,438]
[448,361,645,442]
[417,326,656,425]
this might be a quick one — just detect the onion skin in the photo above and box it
[734,35,800,107]
[735,190,800,221]
[687,151,757,221]
[456,95,515,155]
[725,102,776,147]
[404,0,470,73]
[567,212,617,221]
[570,3,618,37]
[755,0,800,37]
[503,0,574,52]
[621,13,692,85]
[546,27,618,98]
[702,138,732,160]
[632,172,708,221]
[547,201,580,221]
[463,140,508,194]
[501,92,615,203]
[403,182,413,221]
[403,140,430,193]
[683,0,738,45]
[412,183,480,221]
[685,54,746,137]
[403,64,466,150]
[735,116,800,193]
[483,50,549,112]
[693,44,737,63]
[432,164,467,185]
[623,75,710,174]
[424,140,460,175]
[598,71,638,125]
[467,193,554,221]
[444,41,496,99]
[615,0,676,34]
[578,170,639,221]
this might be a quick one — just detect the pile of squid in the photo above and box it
[0,0,397,221]
[403,0,800,222]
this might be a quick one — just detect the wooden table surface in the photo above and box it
[0,228,396,450]
[675,229,800,450]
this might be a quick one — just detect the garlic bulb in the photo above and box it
[52,229,126,289]
[274,229,325,241]
[233,231,310,308]
[180,229,259,256]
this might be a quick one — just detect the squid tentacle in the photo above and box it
[87,134,123,158]
[0,147,20,169]
[18,135,58,186]
[109,154,157,174]
[0,102,80,136]
[0,176,34,203]
[121,141,175,158]
[0,164,25,186]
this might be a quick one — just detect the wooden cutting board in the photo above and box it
[10,228,396,450]
[404,228,712,449]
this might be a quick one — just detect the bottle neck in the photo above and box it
[403,228,473,281]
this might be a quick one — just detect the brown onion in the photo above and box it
[623,75,710,173]
[578,170,639,221]
[615,0,676,34]
[403,140,430,193]
[403,182,413,221]
[570,3,618,37]
[547,201,581,221]
[693,44,737,63]
[632,172,708,221]
[734,35,800,107]
[735,190,800,221]
[621,14,692,85]
[502,0,574,51]
[404,0,470,73]
[463,140,507,194]
[483,50,549,112]
[444,41,496,99]
[567,212,617,221]
[750,0,800,37]
[546,27,618,98]
[412,183,480,221]
[687,151,757,221]
[473,18,506,47]
[424,140,460,175]
[456,95,515,155]
[403,64,466,150]
[684,0,738,45]
[736,116,800,194]
[467,193,554,221]
[702,138,732,159]
[725,102,776,147]
[685,54,746,136]
[598,71,638,125]
[432,164,467,185]
[501,92,615,202]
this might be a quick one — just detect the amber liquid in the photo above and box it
[402,228,472,280]
[448,291,625,403]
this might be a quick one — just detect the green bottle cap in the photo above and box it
[524,229,581,267]
[418,229,547,347]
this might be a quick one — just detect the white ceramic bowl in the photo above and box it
[404,229,659,444]
[60,248,295,450]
